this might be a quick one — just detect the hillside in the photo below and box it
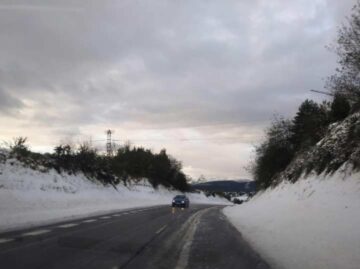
[278,112,360,183]
[224,95,360,269]
[223,112,360,269]
[223,56,360,269]
[191,180,255,193]
[0,153,228,232]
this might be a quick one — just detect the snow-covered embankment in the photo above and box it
[224,169,360,269]
[0,158,227,232]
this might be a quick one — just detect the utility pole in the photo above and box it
[106,130,114,157]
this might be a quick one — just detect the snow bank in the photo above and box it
[0,158,227,232]
[224,169,360,269]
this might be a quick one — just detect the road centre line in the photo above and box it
[57,223,79,228]
[82,219,97,223]
[0,207,161,247]
[22,229,51,236]
[0,238,14,244]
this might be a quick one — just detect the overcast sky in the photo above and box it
[0,0,356,180]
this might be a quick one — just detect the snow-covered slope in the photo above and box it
[278,112,360,183]
[224,168,360,269]
[0,157,228,232]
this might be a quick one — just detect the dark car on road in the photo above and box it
[172,195,190,208]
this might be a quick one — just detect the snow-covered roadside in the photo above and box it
[223,169,360,269]
[0,158,228,232]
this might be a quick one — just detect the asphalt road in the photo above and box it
[0,204,270,269]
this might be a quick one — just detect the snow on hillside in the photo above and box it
[278,112,360,184]
[224,167,360,269]
[0,157,228,232]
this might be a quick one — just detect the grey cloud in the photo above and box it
[0,0,356,178]
[0,88,24,114]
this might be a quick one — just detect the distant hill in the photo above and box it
[191,180,256,193]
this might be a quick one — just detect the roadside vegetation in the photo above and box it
[3,137,190,192]
[252,2,360,189]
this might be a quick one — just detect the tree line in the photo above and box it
[8,138,190,192]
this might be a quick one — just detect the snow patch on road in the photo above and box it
[224,168,360,269]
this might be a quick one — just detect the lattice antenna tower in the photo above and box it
[106,129,114,156]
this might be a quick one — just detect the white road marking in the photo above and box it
[100,216,111,219]
[0,238,14,244]
[82,219,97,223]
[57,223,78,228]
[22,229,51,236]
[112,214,121,217]
[156,225,167,234]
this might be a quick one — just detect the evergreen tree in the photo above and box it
[253,118,294,189]
[330,94,351,121]
[291,99,328,151]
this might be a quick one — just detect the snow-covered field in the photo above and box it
[224,168,360,269]
[0,157,227,232]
